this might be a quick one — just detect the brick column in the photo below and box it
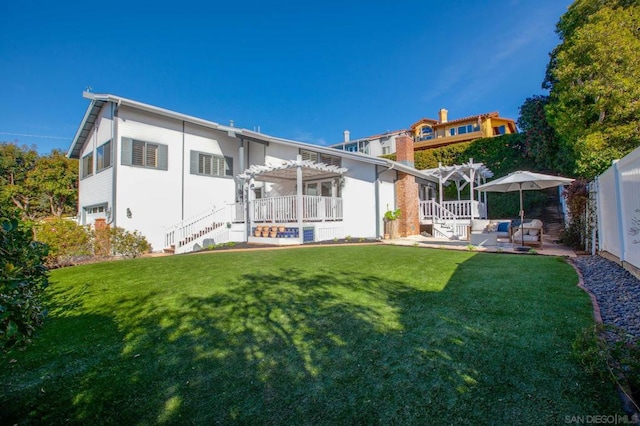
[395,134,420,237]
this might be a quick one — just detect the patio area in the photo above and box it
[384,233,576,257]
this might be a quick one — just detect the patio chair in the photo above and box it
[511,219,544,248]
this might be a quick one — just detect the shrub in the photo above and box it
[110,227,151,258]
[573,325,640,400]
[486,191,548,220]
[0,215,49,348]
[560,179,589,249]
[34,217,92,267]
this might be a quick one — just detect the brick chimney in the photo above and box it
[395,132,415,167]
[394,133,420,237]
[438,108,448,123]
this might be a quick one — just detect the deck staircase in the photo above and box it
[420,200,476,240]
[164,206,231,254]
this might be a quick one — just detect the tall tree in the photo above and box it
[517,95,567,173]
[27,150,78,217]
[0,142,39,219]
[544,0,640,178]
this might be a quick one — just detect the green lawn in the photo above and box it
[1,245,621,424]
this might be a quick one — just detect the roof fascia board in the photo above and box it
[88,93,221,132]
[72,93,435,182]
[67,98,98,157]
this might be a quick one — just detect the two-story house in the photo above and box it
[67,92,436,253]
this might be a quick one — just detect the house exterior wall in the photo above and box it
[114,106,184,251]
[247,140,266,171]
[341,159,377,238]
[182,122,238,215]
[77,105,114,224]
[378,168,397,237]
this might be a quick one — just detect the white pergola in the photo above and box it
[238,156,348,239]
[421,159,494,206]
[238,158,348,182]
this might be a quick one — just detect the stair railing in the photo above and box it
[164,205,228,250]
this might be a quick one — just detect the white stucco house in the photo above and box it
[68,92,462,253]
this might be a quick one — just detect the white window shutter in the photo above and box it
[157,144,168,170]
[121,137,132,165]
[190,150,198,174]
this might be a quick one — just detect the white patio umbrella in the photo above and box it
[475,171,574,249]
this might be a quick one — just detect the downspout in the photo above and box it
[181,121,185,220]
[297,154,303,242]
[239,138,250,240]
[110,101,118,226]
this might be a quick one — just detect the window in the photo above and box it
[96,140,112,172]
[447,124,481,137]
[190,150,233,177]
[81,152,93,179]
[86,205,105,214]
[382,146,390,155]
[121,137,168,170]
[303,179,339,197]
[300,149,341,167]
[418,126,434,141]
[493,125,506,136]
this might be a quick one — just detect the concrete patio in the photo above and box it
[383,233,576,257]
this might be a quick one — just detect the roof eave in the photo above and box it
[67,97,103,159]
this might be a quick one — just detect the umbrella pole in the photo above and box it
[519,184,524,248]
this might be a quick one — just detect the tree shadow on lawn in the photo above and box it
[99,269,484,424]
[3,255,622,424]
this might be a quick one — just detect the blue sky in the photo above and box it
[0,0,572,154]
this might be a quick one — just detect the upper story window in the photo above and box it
[96,140,112,173]
[81,152,93,179]
[448,123,480,137]
[418,126,434,141]
[344,143,358,152]
[340,142,368,154]
[493,125,506,135]
[190,150,233,177]
[121,137,168,170]
[300,149,342,167]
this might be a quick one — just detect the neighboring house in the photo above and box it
[67,92,441,253]
[332,109,517,156]
[329,130,406,156]
[411,109,517,151]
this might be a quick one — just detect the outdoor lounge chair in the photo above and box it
[511,219,544,248]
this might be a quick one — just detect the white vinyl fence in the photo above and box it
[594,145,640,277]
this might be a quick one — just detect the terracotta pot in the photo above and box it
[254,230,261,237]
[261,231,269,237]
[269,232,277,238]
[278,226,285,232]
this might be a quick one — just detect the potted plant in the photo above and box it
[383,206,401,239]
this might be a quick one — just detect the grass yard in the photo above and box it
[1,245,622,424]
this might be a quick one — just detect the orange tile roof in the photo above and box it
[410,111,516,130]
